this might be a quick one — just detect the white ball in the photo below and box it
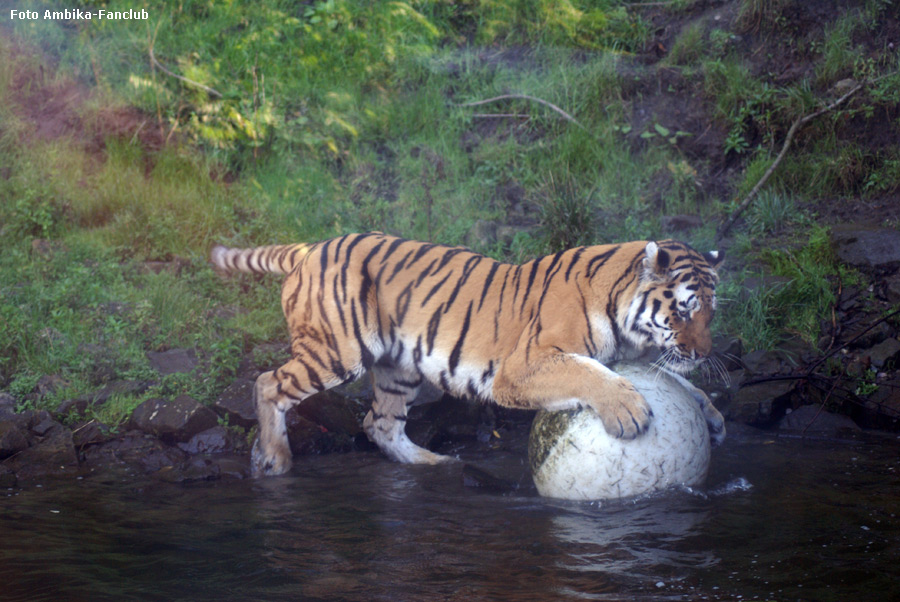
[529,362,710,501]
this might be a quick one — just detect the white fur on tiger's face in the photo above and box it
[211,233,724,477]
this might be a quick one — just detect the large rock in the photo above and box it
[831,225,900,269]
[146,348,199,375]
[2,423,79,479]
[0,420,31,459]
[130,395,219,443]
[529,362,711,501]
[725,379,795,426]
[778,405,860,435]
[213,378,257,428]
[293,390,363,437]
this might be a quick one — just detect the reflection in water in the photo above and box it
[2,430,899,601]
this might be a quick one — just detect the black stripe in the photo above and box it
[448,301,473,376]
[477,262,500,312]
[444,255,482,312]
[421,270,453,307]
[519,259,541,312]
[350,298,375,369]
[406,243,435,269]
[586,246,619,279]
[426,304,443,354]
[386,249,415,285]
[395,282,414,325]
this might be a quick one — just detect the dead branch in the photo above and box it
[456,94,588,132]
[716,80,866,242]
[148,45,222,99]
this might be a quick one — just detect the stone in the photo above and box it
[866,338,900,369]
[778,405,860,434]
[831,224,900,269]
[0,393,15,419]
[741,349,785,375]
[81,430,188,474]
[725,379,795,426]
[885,275,900,304]
[146,348,199,375]
[177,426,246,455]
[528,362,711,501]
[293,390,362,437]
[0,465,16,488]
[213,378,257,428]
[3,425,79,479]
[130,395,219,443]
[0,420,31,459]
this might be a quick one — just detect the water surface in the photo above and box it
[2,426,898,601]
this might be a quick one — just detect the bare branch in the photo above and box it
[456,94,588,132]
[149,45,223,99]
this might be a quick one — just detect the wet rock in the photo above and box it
[885,275,900,304]
[866,338,900,369]
[0,465,16,488]
[130,395,219,444]
[286,413,329,456]
[725,379,796,426]
[741,349,785,375]
[857,380,900,430]
[71,420,114,449]
[146,348,199,375]
[293,390,362,437]
[156,456,220,483]
[0,393,15,419]
[0,420,30,459]
[831,225,900,270]
[462,464,519,494]
[57,380,151,417]
[778,405,860,435]
[712,336,743,370]
[3,424,79,479]
[177,425,247,455]
[213,378,257,428]
[407,395,483,450]
[81,430,188,474]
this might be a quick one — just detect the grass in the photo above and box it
[1,0,899,422]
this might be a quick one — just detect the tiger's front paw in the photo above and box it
[594,381,653,439]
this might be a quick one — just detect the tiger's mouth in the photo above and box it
[654,347,705,374]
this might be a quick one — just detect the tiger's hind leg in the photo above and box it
[251,358,347,477]
[364,365,455,465]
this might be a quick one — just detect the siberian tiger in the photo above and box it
[211,232,726,477]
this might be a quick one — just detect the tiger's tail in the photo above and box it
[210,243,314,276]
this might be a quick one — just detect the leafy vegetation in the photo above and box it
[2,0,899,420]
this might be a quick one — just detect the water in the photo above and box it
[2,427,899,601]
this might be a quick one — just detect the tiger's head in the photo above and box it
[622,240,723,374]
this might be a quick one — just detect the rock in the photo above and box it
[725,379,795,426]
[146,348,199,375]
[177,426,246,455]
[130,395,219,443]
[213,378,257,428]
[831,224,900,270]
[0,420,31,459]
[286,413,329,456]
[529,362,710,501]
[0,465,16,488]
[81,430,188,474]
[741,349,785,375]
[71,420,114,448]
[156,456,221,483]
[34,374,70,399]
[293,390,362,437]
[462,464,519,494]
[0,393,15,419]
[885,275,900,304]
[778,405,860,434]
[866,338,900,369]
[3,424,79,479]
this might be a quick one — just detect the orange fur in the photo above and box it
[212,232,724,476]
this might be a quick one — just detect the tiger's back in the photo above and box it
[212,232,725,476]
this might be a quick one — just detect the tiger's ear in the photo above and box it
[703,249,725,271]
[642,241,671,280]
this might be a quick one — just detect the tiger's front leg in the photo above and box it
[663,370,727,446]
[492,353,653,439]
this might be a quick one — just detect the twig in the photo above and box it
[716,80,866,242]
[148,44,222,99]
[456,94,588,132]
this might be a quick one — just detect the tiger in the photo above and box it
[211,232,726,477]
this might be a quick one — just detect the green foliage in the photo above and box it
[539,174,596,252]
